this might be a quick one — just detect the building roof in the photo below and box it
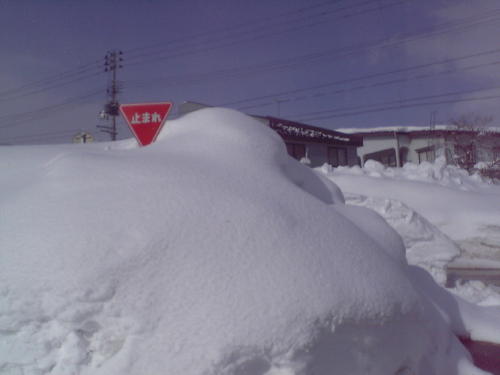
[266,116,363,146]
[337,125,500,137]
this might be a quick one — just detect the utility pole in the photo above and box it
[98,50,123,141]
[428,110,437,147]
[429,111,437,130]
[274,98,287,117]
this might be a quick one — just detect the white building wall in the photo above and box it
[407,136,445,163]
[355,133,448,166]
[398,134,411,148]
[348,128,499,167]
[357,135,396,158]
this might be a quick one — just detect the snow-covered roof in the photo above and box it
[337,125,450,134]
[267,116,363,146]
[337,125,500,135]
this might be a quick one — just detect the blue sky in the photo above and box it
[2,0,500,144]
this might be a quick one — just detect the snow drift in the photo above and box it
[340,192,461,284]
[0,108,498,375]
[319,158,500,265]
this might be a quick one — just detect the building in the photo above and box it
[339,126,500,169]
[179,102,363,168]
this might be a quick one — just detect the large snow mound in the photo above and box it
[1,108,498,375]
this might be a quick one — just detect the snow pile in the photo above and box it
[450,281,500,307]
[339,192,500,309]
[343,193,461,285]
[318,159,500,245]
[334,157,487,191]
[1,108,500,375]
[316,158,500,312]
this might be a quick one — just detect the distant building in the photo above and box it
[179,102,363,168]
[338,126,500,168]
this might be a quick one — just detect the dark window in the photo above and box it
[328,147,348,167]
[399,147,409,166]
[286,143,306,161]
[492,147,500,161]
[417,146,436,163]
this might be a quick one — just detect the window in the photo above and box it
[417,146,436,163]
[399,147,409,166]
[328,147,348,167]
[286,143,306,161]
[363,148,397,167]
[493,147,500,161]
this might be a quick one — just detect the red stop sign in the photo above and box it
[120,102,172,146]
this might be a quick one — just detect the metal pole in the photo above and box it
[111,58,117,141]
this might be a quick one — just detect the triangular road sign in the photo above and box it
[120,102,173,146]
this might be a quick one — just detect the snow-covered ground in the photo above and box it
[316,158,500,308]
[1,108,500,375]
[317,158,500,267]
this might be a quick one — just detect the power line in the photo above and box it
[124,0,378,60]
[302,93,500,121]
[225,47,500,107]
[130,5,500,71]
[0,59,101,100]
[0,1,357,102]
[0,89,102,129]
[125,0,408,68]
[126,9,500,92]
[295,86,500,122]
[0,71,103,102]
[232,53,500,111]
[124,0,347,56]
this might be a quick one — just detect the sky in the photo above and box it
[2,0,500,144]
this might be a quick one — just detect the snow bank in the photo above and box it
[341,193,461,285]
[316,158,500,319]
[318,159,500,244]
[0,108,498,374]
[334,157,488,191]
[451,281,500,307]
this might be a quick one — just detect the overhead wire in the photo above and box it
[124,0,379,60]
[0,1,360,104]
[124,0,353,56]
[0,71,104,102]
[124,0,409,67]
[126,9,500,92]
[231,51,500,111]
[0,59,102,100]
[0,89,103,129]
[295,86,500,122]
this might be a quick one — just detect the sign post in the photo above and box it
[120,102,173,146]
